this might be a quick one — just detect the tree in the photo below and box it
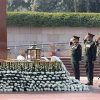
[33,0,76,12]
[7,0,100,12]
[33,0,59,12]
[7,0,34,11]
[55,0,75,12]
[76,0,88,12]
[89,0,100,12]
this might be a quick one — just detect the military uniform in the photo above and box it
[70,36,82,80]
[98,46,100,64]
[96,37,100,87]
[84,33,97,85]
[96,38,100,64]
[98,45,100,87]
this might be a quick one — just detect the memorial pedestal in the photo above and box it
[0,61,89,92]
[0,0,7,60]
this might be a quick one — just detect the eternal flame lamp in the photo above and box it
[27,44,41,60]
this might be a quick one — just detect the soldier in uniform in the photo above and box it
[84,33,97,85]
[95,37,100,87]
[70,36,82,80]
[96,37,100,64]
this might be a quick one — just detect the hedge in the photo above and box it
[7,12,100,27]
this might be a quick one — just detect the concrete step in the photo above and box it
[67,67,100,70]
[60,57,100,77]
[64,63,100,66]
[67,70,100,76]
[66,65,100,67]
[61,60,100,64]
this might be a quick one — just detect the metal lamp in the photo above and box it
[27,44,41,60]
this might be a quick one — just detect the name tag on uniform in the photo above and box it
[72,45,78,49]
[86,44,91,48]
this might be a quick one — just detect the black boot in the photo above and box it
[85,82,93,85]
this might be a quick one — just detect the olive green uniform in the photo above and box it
[84,40,97,84]
[96,41,100,64]
[71,44,82,80]
[96,39,100,87]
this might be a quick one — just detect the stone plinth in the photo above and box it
[0,0,7,60]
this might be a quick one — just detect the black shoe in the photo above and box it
[85,82,93,85]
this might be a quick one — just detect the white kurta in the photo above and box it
[17,55,25,61]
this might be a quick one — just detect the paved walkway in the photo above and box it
[0,77,100,100]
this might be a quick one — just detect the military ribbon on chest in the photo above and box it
[85,41,94,48]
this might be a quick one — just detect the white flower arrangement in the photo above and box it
[52,77,56,80]
[0,61,89,92]
[43,78,47,81]
[41,72,45,74]
[46,72,50,74]
[54,71,58,74]
[47,78,51,80]
[70,85,75,91]
[39,75,44,78]
[51,72,55,74]
[43,75,47,77]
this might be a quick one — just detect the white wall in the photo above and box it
[7,27,100,57]
[7,27,100,46]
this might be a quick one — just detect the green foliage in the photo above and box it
[7,12,100,27]
[33,0,75,12]
[7,0,100,12]
[7,0,34,11]
[33,0,100,12]
[33,0,60,12]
